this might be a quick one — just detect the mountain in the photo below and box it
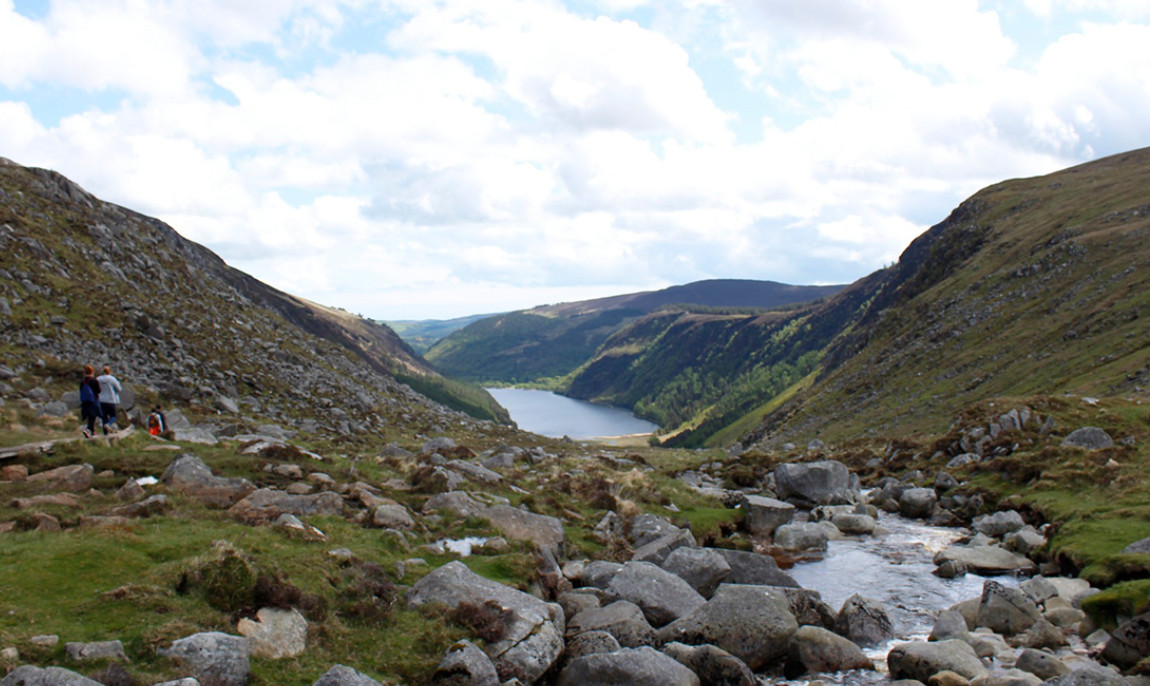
[561,148,1150,448]
[423,279,845,384]
[0,157,510,435]
[384,313,500,354]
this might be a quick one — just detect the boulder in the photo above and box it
[606,562,706,628]
[774,460,856,506]
[562,631,621,664]
[482,505,565,555]
[1043,662,1127,685]
[229,489,344,525]
[27,464,93,492]
[0,666,103,686]
[933,545,1037,576]
[657,584,799,671]
[1101,610,1150,669]
[64,640,128,661]
[556,646,700,686]
[372,504,415,530]
[899,488,938,519]
[739,495,795,537]
[566,601,657,648]
[592,511,624,545]
[1014,648,1070,680]
[661,642,756,686]
[887,640,988,682]
[237,607,308,659]
[775,587,837,629]
[774,523,829,552]
[109,494,172,518]
[1004,527,1046,555]
[630,514,680,548]
[158,632,251,686]
[1061,427,1114,450]
[406,561,564,683]
[429,640,499,686]
[785,625,874,678]
[632,528,697,566]
[446,460,503,485]
[581,561,624,590]
[976,581,1042,636]
[713,549,799,587]
[831,513,878,536]
[970,668,1042,686]
[1020,618,1067,650]
[973,511,1025,538]
[312,665,383,686]
[161,455,255,508]
[834,594,896,646]
[423,491,487,519]
[661,547,731,598]
[929,610,973,643]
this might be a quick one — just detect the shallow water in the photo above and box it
[771,512,1021,685]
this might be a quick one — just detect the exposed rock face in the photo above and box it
[406,561,565,684]
[785,625,874,678]
[657,584,799,671]
[229,488,344,524]
[774,460,856,506]
[556,646,700,686]
[158,631,251,686]
[161,455,255,508]
[482,505,565,554]
[887,640,988,682]
[606,561,707,628]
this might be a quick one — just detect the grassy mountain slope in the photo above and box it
[0,157,509,431]
[424,280,844,384]
[384,313,498,354]
[746,147,1150,446]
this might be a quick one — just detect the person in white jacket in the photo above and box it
[96,366,122,435]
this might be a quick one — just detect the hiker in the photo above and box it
[79,365,102,438]
[96,365,123,435]
[147,405,166,437]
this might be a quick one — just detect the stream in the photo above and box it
[771,511,1021,685]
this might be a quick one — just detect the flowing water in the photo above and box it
[486,387,658,439]
[770,511,1021,685]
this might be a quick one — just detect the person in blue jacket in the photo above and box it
[79,365,102,438]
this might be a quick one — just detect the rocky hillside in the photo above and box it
[424,279,843,385]
[0,157,509,439]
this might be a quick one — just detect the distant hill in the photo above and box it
[0,157,510,436]
[560,148,1150,447]
[423,280,845,384]
[385,313,500,354]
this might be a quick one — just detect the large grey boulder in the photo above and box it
[775,587,837,629]
[1102,610,1150,669]
[606,562,706,628]
[1044,662,1128,685]
[630,514,680,548]
[785,625,874,678]
[312,665,383,686]
[423,491,487,519]
[158,632,251,686]
[899,488,938,519]
[831,512,878,536]
[237,607,308,659]
[1061,427,1114,450]
[933,544,1037,576]
[887,640,987,682]
[482,505,565,555]
[566,600,657,648]
[713,549,800,587]
[27,464,94,492]
[740,494,795,537]
[229,488,344,525]
[161,455,255,508]
[406,561,564,683]
[657,584,799,671]
[581,561,624,590]
[661,642,756,686]
[429,640,499,686]
[976,580,1042,636]
[774,460,857,505]
[0,666,102,686]
[774,523,828,552]
[929,609,973,643]
[973,510,1026,538]
[556,646,700,686]
[562,631,621,664]
[661,547,731,598]
[834,594,896,646]
[1014,648,1070,680]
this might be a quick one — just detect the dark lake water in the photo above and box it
[486,388,658,439]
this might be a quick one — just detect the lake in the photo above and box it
[486,388,658,440]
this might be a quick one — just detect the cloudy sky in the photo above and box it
[2,1,1149,320]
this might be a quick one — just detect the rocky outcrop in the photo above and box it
[774,460,856,506]
[161,455,255,508]
[158,632,251,686]
[657,584,798,670]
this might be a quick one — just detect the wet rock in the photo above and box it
[831,513,878,536]
[835,594,896,646]
[976,581,1042,636]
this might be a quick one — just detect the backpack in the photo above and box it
[148,413,162,436]
[79,380,96,404]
